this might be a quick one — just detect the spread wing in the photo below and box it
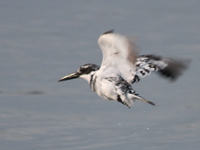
[132,54,191,83]
[98,30,138,84]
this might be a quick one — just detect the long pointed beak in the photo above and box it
[58,72,80,82]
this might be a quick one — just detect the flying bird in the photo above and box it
[59,30,190,108]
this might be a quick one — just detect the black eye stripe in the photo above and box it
[79,64,100,74]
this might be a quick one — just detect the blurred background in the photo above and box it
[0,0,199,150]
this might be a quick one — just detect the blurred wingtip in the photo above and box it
[102,29,114,35]
[159,57,192,82]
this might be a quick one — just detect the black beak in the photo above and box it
[58,72,80,82]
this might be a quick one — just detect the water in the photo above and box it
[0,1,200,150]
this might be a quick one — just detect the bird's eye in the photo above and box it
[79,68,84,72]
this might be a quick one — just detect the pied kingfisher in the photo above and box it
[59,30,190,108]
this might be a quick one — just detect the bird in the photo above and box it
[58,30,190,108]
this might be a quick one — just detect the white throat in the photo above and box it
[79,71,96,83]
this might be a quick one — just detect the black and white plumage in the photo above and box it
[133,54,190,83]
[59,30,190,108]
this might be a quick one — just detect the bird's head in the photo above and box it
[58,63,100,83]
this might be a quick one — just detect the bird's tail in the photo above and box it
[130,94,156,106]
[137,96,156,106]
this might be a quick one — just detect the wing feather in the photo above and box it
[133,55,191,82]
[98,31,138,83]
